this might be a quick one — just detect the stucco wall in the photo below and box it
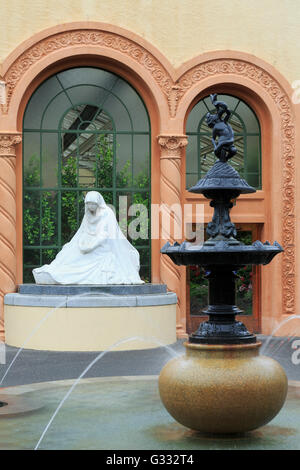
[0,0,300,85]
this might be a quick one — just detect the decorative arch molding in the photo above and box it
[0,23,295,332]
[0,22,175,123]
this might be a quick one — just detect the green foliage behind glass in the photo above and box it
[23,136,150,282]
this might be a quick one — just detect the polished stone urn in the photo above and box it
[159,342,287,433]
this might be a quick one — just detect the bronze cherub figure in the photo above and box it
[206,93,237,162]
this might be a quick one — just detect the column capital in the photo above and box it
[158,134,188,159]
[0,133,22,157]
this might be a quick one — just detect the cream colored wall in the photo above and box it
[4,304,177,351]
[0,0,300,85]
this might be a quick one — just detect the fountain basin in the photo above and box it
[0,376,298,450]
[159,342,288,434]
[161,240,283,267]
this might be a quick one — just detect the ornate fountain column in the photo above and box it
[158,134,188,337]
[0,133,22,340]
[159,94,287,435]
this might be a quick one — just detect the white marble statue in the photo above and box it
[33,191,144,285]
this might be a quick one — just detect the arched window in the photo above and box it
[23,67,151,282]
[186,94,261,189]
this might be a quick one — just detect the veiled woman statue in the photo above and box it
[33,191,144,284]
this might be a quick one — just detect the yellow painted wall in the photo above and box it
[0,0,299,84]
[4,304,177,351]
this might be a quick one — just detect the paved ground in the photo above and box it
[0,335,299,387]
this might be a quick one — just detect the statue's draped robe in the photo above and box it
[33,193,144,285]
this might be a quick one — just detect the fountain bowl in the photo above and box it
[159,341,288,434]
[161,240,283,267]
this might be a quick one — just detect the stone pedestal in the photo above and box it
[4,284,177,351]
[159,341,288,434]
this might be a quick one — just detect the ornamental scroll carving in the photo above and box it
[0,134,22,156]
[158,135,188,158]
[0,29,173,115]
[0,28,295,314]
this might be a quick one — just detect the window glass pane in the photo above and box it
[41,133,58,187]
[102,93,132,131]
[24,249,40,266]
[112,80,148,132]
[100,191,114,206]
[41,191,58,246]
[23,190,40,245]
[229,112,244,134]
[92,110,114,132]
[41,92,71,130]
[200,136,215,174]
[138,248,150,267]
[230,135,245,175]
[61,150,78,188]
[61,190,79,245]
[186,134,197,174]
[139,265,150,283]
[186,94,261,189]
[66,85,105,109]
[116,134,132,187]
[77,132,97,188]
[62,107,81,130]
[62,105,98,131]
[247,136,260,172]
[234,100,259,133]
[186,100,208,133]
[23,76,62,129]
[130,192,150,243]
[116,191,150,247]
[186,173,198,189]
[132,135,150,180]
[214,95,238,113]
[42,248,58,266]
[58,68,115,90]
[24,132,40,187]
[95,134,114,189]
[246,173,260,188]
[23,267,35,284]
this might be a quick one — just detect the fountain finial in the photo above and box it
[205,93,237,162]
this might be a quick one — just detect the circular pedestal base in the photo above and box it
[4,286,177,351]
[159,342,288,434]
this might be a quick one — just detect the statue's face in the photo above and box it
[86,202,98,214]
[206,113,217,128]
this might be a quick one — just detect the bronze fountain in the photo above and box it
[159,94,288,434]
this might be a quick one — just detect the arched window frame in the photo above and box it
[186,95,262,189]
[22,67,151,283]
